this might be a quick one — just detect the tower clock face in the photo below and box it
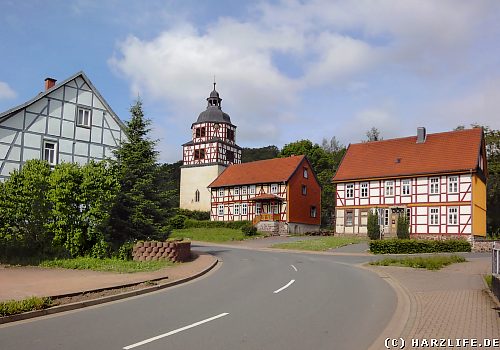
[214,123,220,131]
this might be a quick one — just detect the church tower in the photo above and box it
[179,83,242,211]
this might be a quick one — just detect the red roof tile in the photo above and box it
[333,128,483,182]
[249,193,284,201]
[209,155,306,187]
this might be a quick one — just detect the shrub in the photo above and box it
[241,223,257,236]
[367,210,380,240]
[169,215,188,229]
[175,209,210,221]
[184,219,251,230]
[369,239,471,254]
[397,214,410,239]
[117,241,135,261]
[89,239,111,259]
[0,296,52,317]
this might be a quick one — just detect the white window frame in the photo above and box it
[234,187,240,195]
[429,177,439,194]
[360,182,368,198]
[241,186,247,195]
[402,179,411,196]
[302,185,307,195]
[76,107,92,127]
[429,208,440,225]
[406,208,411,224]
[345,209,353,226]
[271,183,278,194]
[346,183,354,199]
[448,176,458,194]
[256,202,261,215]
[310,206,317,218]
[448,207,458,225]
[303,168,308,178]
[217,204,224,216]
[43,141,57,165]
[385,180,394,197]
[384,209,389,226]
[249,185,256,195]
[234,204,240,216]
[273,203,279,214]
[241,203,248,215]
[218,188,224,197]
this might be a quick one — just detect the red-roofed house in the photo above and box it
[332,127,488,239]
[208,155,321,234]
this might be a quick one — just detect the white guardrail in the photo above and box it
[493,242,500,275]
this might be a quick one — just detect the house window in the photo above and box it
[77,107,91,127]
[402,179,411,195]
[218,204,224,216]
[346,183,354,198]
[249,185,256,194]
[406,208,411,224]
[194,149,205,160]
[360,210,368,226]
[303,168,308,178]
[384,209,389,226]
[302,185,307,195]
[448,176,458,193]
[271,184,278,194]
[195,190,200,202]
[241,203,248,215]
[234,204,240,216]
[195,127,206,138]
[385,180,394,196]
[234,187,240,195]
[226,150,234,163]
[273,203,279,214]
[448,207,458,225]
[429,177,439,194]
[256,203,261,215]
[310,206,317,218]
[360,182,368,198]
[218,188,224,197]
[43,141,57,165]
[429,208,440,225]
[345,210,353,226]
[227,129,234,141]
[241,186,247,195]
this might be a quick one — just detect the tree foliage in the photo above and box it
[364,127,383,142]
[367,210,380,240]
[109,99,172,244]
[396,214,410,239]
[242,145,279,163]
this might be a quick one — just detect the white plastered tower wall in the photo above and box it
[180,164,226,211]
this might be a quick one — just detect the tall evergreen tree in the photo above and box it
[109,99,170,244]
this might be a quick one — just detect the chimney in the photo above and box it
[416,127,426,143]
[44,77,57,91]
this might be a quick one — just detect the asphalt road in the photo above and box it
[0,245,396,350]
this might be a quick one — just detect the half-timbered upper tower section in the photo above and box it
[182,83,241,166]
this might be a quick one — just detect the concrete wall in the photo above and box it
[180,164,226,211]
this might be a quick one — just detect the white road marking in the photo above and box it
[290,264,298,272]
[123,312,229,349]
[273,279,295,294]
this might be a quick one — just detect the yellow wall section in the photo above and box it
[472,174,487,236]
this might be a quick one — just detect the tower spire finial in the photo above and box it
[213,75,216,91]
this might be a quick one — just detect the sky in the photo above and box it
[1,0,500,163]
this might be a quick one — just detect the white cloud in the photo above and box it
[0,82,16,100]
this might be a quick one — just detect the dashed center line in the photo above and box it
[273,279,295,294]
[123,312,229,349]
[290,264,298,272]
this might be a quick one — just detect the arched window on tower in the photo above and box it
[195,189,200,202]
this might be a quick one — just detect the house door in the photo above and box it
[390,212,399,235]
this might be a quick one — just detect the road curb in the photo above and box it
[361,264,414,350]
[0,254,219,325]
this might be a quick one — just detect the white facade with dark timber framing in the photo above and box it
[0,71,126,180]
[179,83,242,211]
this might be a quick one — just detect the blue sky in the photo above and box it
[1,0,500,163]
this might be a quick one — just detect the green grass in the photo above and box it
[370,255,466,270]
[40,257,174,273]
[271,236,365,251]
[171,227,264,242]
[485,275,493,289]
[0,296,52,317]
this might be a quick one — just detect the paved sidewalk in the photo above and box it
[369,256,500,349]
[0,252,216,301]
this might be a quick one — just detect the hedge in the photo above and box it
[183,219,252,230]
[369,239,471,254]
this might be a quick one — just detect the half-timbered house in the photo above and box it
[333,127,487,239]
[180,83,241,211]
[209,155,321,235]
[0,71,126,180]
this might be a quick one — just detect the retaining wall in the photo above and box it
[132,240,191,262]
